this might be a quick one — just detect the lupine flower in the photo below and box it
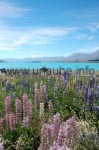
[66,117,77,148]
[5,96,12,113]
[40,124,50,150]
[9,112,16,131]
[40,84,47,101]
[54,83,58,92]
[23,93,28,118]
[40,113,77,150]
[83,87,88,101]
[89,77,94,88]
[87,89,93,106]
[93,105,99,111]
[94,86,99,99]
[40,103,44,117]
[26,101,32,120]
[52,113,61,141]
[34,88,39,109]
[48,101,53,116]
[5,80,11,93]
[57,125,65,146]
[22,116,30,127]
[15,98,22,123]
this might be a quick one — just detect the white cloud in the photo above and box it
[78,47,99,53]
[0,26,77,51]
[0,0,30,18]
[72,34,95,40]
[88,35,95,40]
[86,23,99,32]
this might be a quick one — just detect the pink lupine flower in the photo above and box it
[5,96,11,113]
[22,93,28,101]
[48,101,53,116]
[40,84,47,101]
[57,125,65,146]
[40,124,51,150]
[50,143,59,150]
[23,93,28,118]
[65,117,77,148]
[25,101,32,120]
[22,116,30,128]
[40,113,77,150]
[9,112,16,131]
[52,113,61,139]
[15,98,22,123]
[50,143,68,150]
[34,88,39,109]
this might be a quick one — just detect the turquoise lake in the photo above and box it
[0,62,99,70]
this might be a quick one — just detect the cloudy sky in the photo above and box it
[0,0,99,58]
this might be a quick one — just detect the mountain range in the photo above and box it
[0,50,99,62]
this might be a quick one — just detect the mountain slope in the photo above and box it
[1,50,99,62]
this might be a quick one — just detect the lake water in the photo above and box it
[0,62,99,70]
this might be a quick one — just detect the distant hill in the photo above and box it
[65,50,99,61]
[1,50,99,62]
[0,60,6,62]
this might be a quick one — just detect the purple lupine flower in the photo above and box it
[95,80,98,88]
[83,87,88,101]
[93,105,99,111]
[94,86,99,99]
[87,89,93,106]
[5,80,11,93]
[89,77,94,88]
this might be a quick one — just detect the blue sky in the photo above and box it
[0,0,99,58]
